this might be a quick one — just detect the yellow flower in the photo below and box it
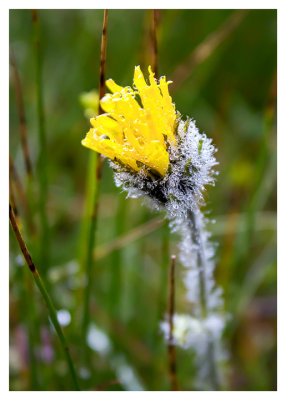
[81,66,177,177]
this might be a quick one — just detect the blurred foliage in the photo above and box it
[9,9,276,391]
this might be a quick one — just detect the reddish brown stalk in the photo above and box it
[9,174,19,217]
[168,255,178,391]
[96,9,109,179]
[151,10,159,78]
[10,50,32,177]
[98,9,108,115]
[94,8,109,229]
[170,10,248,92]
[9,204,36,273]
[95,8,108,187]
[9,153,28,216]
[95,380,121,391]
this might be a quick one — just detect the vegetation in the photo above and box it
[9,9,276,391]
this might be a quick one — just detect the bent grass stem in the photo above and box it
[9,153,29,219]
[9,204,80,391]
[10,50,35,235]
[10,50,32,177]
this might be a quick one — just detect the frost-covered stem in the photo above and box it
[186,209,219,390]
[168,255,178,391]
[187,210,207,319]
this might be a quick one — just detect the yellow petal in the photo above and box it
[106,79,123,94]
[81,66,178,177]
[90,114,124,144]
[133,66,147,91]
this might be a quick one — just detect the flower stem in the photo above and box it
[168,255,178,391]
[157,220,169,321]
[9,204,80,391]
[187,209,220,390]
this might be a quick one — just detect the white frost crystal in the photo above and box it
[112,117,218,216]
[111,116,226,389]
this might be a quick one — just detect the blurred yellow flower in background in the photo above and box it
[79,89,99,119]
[81,66,177,177]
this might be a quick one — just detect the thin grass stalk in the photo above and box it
[168,255,178,391]
[9,153,28,218]
[81,167,100,360]
[81,9,108,363]
[170,10,248,92]
[9,204,80,390]
[78,148,97,283]
[150,7,169,329]
[22,267,40,389]
[108,194,126,317]
[10,50,32,177]
[95,379,121,391]
[10,50,35,235]
[94,216,163,261]
[151,10,159,78]
[9,173,19,218]
[9,174,39,388]
[231,72,276,278]
[32,10,49,273]
[98,10,109,115]
[244,72,276,254]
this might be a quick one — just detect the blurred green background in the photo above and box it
[9,9,277,391]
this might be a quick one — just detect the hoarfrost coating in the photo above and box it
[111,117,218,216]
[110,116,224,317]
[110,116,226,388]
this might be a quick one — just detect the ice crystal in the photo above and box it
[111,117,226,387]
[111,117,218,216]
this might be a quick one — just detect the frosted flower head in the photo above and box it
[81,66,218,217]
